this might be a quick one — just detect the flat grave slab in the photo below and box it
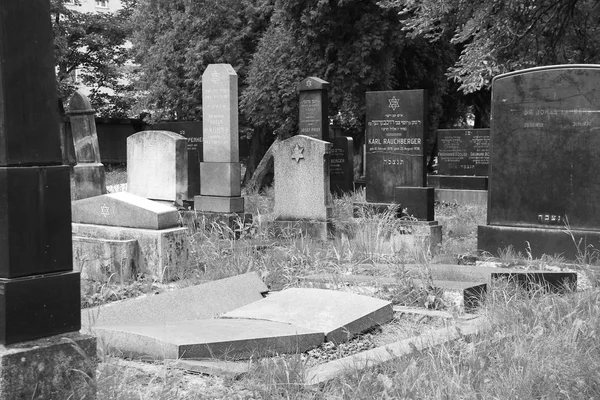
[301,273,486,311]
[94,319,323,361]
[222,288,393,344]
[72,192,180,230]
[82,272,268,329]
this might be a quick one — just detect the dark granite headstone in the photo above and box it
[299,77,329,141]
[437,129,489,176]
[0,0,80,344]
[365,90,427,203]
[478,65,600,259]
[151,121,203,198]
[330,136,354,196]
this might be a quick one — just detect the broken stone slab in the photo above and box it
[301,273,487,311]
[304,316,487,385]
[222,288,393,344]
[82,272,268,330]
[72,223,189,282]
[72,192,180,230]
[95,319,324,360]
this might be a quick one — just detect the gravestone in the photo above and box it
[271,135,332,239]
[299,77,329,141]
[330,136,354,195]
[364,90,434,221]
[149,121,203,199]
[0,1,96,397]
[67,91,107,199]
[195,64,244,213]
[478,65,600,260]
[428,128,489,205]
[127,130,188,204]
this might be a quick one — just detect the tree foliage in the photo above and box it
[380,0,600,93]
[51,0,133,116]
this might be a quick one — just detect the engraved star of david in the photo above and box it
[211,71,221,84]
[101,204,110,218]
[306,80,312,88]
[291,144,305,163]
[389,96,400,111]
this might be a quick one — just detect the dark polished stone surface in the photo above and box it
[330,137,354,195]
[0,1,63,166]
[0,166,72,278]
[428,175,488,190]
[0,271,81,345]
[299,77,329,141]
[437,129,489,176]
[488,65,600,230]
[365,90,427,203]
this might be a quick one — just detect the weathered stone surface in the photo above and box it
[272,135,332,221]
[194,196,245,213]
[73,236,137,282]
[299,77,329,141]
[73,163,107,200]
[0,165,72,278]
[127,130,188,202]
[479,65,600,259]
[200,162,241,197]
[365,90,427,203]
[223,288,393,344]
[94,319,323,360]
[0,272,81,345]
[67,91,102,164]
[72,223,189,282]
[202,64,239,163]
[0,333,97,400]
[82,272,268,329]
[437,128,489,176]
[72,192,180,230]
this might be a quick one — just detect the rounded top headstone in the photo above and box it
[299,77,330,91]
[68,91,95,115]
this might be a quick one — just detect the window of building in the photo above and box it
[95,0,109,8]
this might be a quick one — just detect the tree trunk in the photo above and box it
[244,136,281,194]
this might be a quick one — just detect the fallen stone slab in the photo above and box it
[95,319,324,360]
[301,273,487,311]
[82,272,268,330]
[356,263,577,293]
[223,288,393,344]
[169,359,252,379]
[304,316,488,385]
[72,191,180,230]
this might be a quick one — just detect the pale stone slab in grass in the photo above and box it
[223,288,393,344]
[72,192,180,230]
[82,272,268,329]
[94,319,324,360]
[72,223,189,282]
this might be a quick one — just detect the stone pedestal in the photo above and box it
[73,162,106,200]
[428,175,488,190]
[73,223,189,282]
[73,236,137,282]
[0,333,97,400]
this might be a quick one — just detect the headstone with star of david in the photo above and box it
[194,64,244,213]
[365,90,428,203]
[299,77,330,141]
[272,135,332,221]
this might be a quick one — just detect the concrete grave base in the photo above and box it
[478,224,600,261]
[95,319,323,361]
[73,162,107,200]
[267,219,332,241]
[0,332,97,400]
[73,223,189,282]
[434,189,487,206]
[194,195,245,213]
[73,236,137,282]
